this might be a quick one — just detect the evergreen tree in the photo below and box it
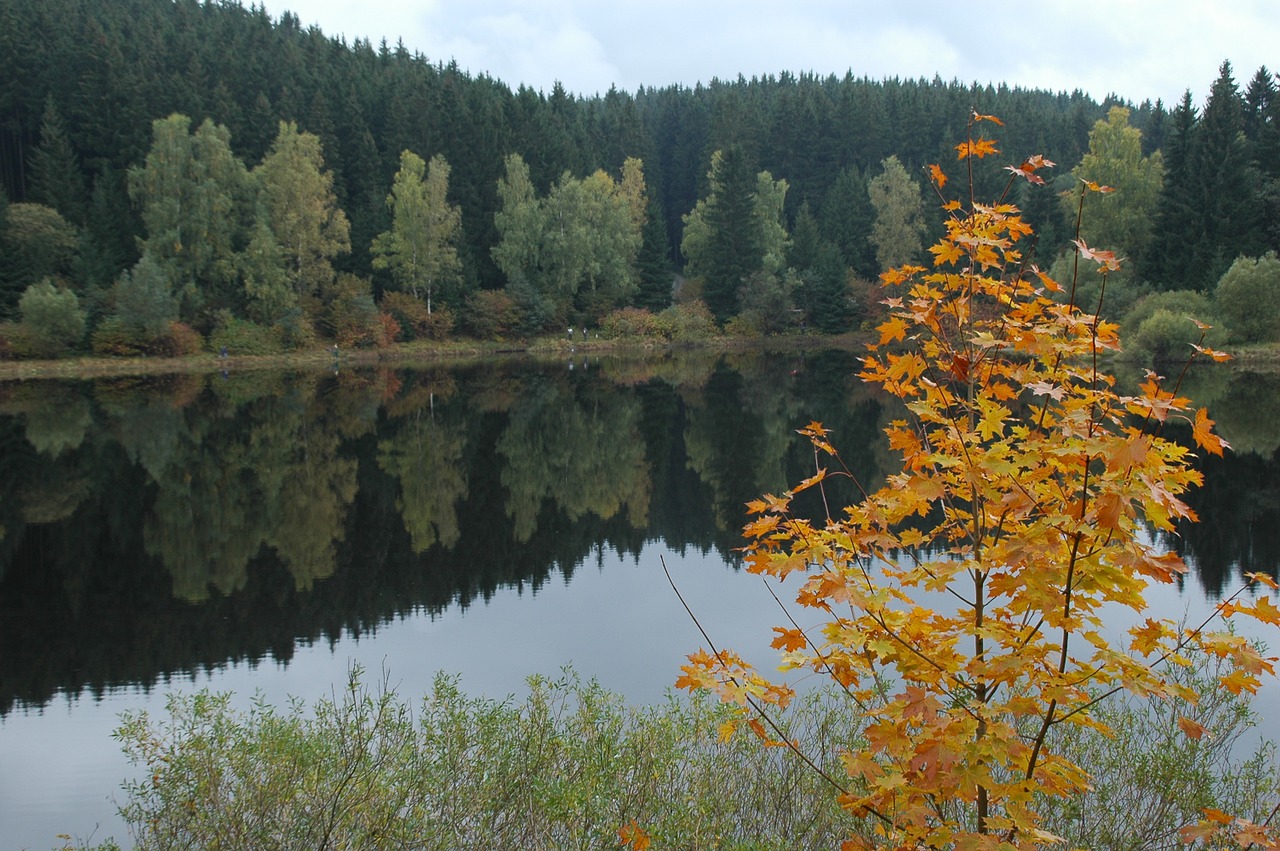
[1143,92,1200,289]
[682,145,763,323]
[819,165,877,280]
[27,97,88,226]
[634,198,673,311]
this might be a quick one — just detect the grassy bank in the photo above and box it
[0,332,868,382]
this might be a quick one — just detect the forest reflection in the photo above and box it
[2,352,1278,716]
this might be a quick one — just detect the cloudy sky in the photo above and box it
[265,0,1276,108]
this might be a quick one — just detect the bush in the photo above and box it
[1122,290,1225,361]
[380,291,431,340]
[654,300,718,342]
[463,288,520,339]
[82,656,1275,851]
[208,316,285,356]
[90,318,204,357]
[327,274,395,348]
[17,278,85,357]
[1215,253,1280,344]
[599,307,663,340]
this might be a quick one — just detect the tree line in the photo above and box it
[1,0,1279,355]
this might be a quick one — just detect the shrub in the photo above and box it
[91,317,204,357]
[326,274,393,348]
[1131,308,1207,362]
[654,300,718,342]
[80,656,1275,851]
[463,288,520,339]
[599,306,663,340]
[380,291,431,340]
[1215,253,1280,344]
[208,316,285,356]
[17,278,85,357]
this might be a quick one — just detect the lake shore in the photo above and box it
[0,333,868,381]
[3,333,1277,382]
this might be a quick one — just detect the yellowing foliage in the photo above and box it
[678,113,1279,849]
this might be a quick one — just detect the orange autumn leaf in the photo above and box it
[1192,407,1229,457]
[618,820,652,850]
[1177,716,1210,740]
[956,137,999,160]
[929,163,947,188]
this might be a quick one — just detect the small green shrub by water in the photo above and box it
[72,656,1276,851]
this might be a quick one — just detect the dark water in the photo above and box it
[1,351,1277,850]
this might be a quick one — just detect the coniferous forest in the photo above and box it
[2,0,1279,357]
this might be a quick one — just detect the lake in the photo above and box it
[1,349,1278,850]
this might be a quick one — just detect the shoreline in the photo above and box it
[0,333,867,382]
[2,334,1276,382]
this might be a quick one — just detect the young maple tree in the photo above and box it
[673,114,1280,850]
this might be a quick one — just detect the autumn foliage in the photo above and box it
[675,114,1280,849]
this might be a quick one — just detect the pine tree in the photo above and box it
[27,97,88,226]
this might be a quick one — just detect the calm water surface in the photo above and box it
[1,351,1278,850]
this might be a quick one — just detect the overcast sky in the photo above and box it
[264,0,1277,109]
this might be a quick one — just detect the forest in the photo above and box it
[1,0,1279,357]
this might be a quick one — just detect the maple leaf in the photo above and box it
[1072,238,1121,271]
[618,819,652,850]
[1177,716,1210,740]
[1192,407,1229,457]
[928,163,947,188]
[771,627,808,652]
[956,137,999,160]
[972,111,1004,125]
[877,315,910,345]
[929,240,963,266]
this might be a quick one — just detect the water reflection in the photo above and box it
[1,355,1278,719]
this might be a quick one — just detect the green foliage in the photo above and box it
[600,306,664,340]
[1122,289,1225,361]
[254,120,350,302]
[114,253,178,339]
[17,278,85,357]
[867,155,925,271]
[681,147,789,324]
[0,202,80,313]
[208,315,286,356]
[1036,651,1278,851]
[1214,253,1280,343]
[83,658,1276,851]
[99,667,854,851]
[1067,106,1164,266]
[492,153,646,323]
[653,300,719,342]
[372,151,463,313]
[732,270,799,336]
[128,114,257,327]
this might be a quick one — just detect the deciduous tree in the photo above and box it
[372,150,463,314]
[677,115,1280,851]
[254,120,350,304]
[867,154,925,271]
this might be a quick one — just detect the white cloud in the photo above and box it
[272,0,1280,106]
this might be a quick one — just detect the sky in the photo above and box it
[262,0,1278,108]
